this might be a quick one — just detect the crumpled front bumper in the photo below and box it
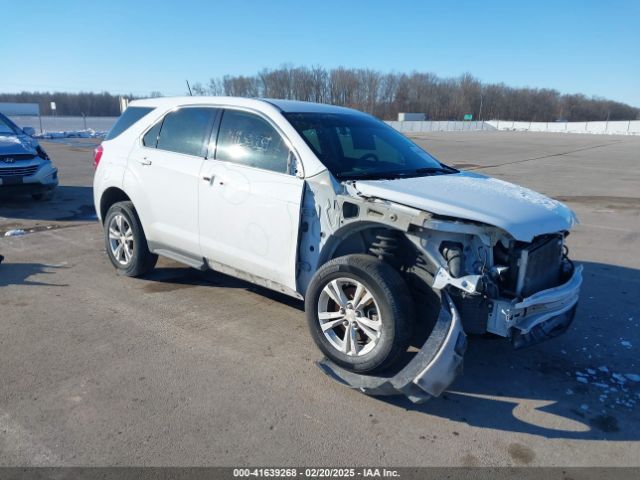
[487,265,583,347]
[318,266,582,403]
[318,292,466,403]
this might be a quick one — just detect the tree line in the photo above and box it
[2,66,637,121]
[0,91,140,116]
[191,66,638,122]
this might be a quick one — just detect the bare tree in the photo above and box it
[4,68,637,119]
[222,75,259,97]
[191,82,207,96]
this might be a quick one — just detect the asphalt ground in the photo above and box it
[0,132,639,466]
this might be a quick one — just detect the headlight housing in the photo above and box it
[36,145,50,161]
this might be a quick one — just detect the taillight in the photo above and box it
[93,144,104,168]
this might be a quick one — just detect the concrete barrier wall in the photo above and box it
[386,120,495,132]
[8,115,118,134]
[11,116,493,136]
[486,120,640,135]
[8,115,639,137]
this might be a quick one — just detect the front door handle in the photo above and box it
[138,157,152,166]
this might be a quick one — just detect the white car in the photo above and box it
[93,97,581,398]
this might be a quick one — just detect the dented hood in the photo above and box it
[0,134,38,156]
[354,171,577,241]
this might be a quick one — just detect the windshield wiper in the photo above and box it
[338,165,458,181]
[338,171,410,180]
[411,166,458,175]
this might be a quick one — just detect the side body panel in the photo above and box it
[126,143,204,255]
[199,156,304,290]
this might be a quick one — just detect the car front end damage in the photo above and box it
[0,134,58,196]
[307,173,581,403]
[420,218,582,348]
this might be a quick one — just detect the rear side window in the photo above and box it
[105,107,154,140]
[156,107,217,157]
[216,110,289,173]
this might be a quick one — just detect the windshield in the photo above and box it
[284,112,455,180]
[0,114,19,135]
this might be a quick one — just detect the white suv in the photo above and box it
[94,97,581,395]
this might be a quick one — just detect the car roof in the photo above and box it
[260,99,362,114]
[129,96,363,115]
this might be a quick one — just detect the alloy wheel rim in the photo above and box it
[317,277,382,357]
[108,214,134,266]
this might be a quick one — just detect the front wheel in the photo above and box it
[305,254,414,374]
[104,201,157,277]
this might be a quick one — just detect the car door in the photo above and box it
[198,108,304,291]
[127,106,218,256]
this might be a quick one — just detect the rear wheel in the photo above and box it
[104,201,157,277]
[305,254,414,373]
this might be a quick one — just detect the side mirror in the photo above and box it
[23,127,36,137]
[287,151,304,178]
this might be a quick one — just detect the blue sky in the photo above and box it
[2,0,639,106]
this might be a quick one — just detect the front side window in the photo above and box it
[285,112,455,180]
[215,110,289,173]
[156,107,217,157]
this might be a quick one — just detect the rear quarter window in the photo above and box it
[142,120,162,148]
[105,107,155,140]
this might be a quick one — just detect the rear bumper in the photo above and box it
[487,264,583,345]
[318,292,466,403]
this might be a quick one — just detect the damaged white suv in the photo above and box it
[94,97,582,399]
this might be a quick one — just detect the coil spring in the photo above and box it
[369,232,401,263]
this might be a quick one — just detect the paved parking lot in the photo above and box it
[1,132,639,466]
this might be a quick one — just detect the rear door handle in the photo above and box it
[138,157,152,166]
[202,175,215,185]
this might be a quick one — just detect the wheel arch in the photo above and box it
[318,222,405,267]
[99,187,131,224]
[298,220,422,296]
[309,221,438,308]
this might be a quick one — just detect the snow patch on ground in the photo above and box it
[571,365,639,411]
[4,229,25,237]
[35,129,106,139]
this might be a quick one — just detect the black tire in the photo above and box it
[305,254,414,374]
[104,201,157,277]
[32,190,54,201]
